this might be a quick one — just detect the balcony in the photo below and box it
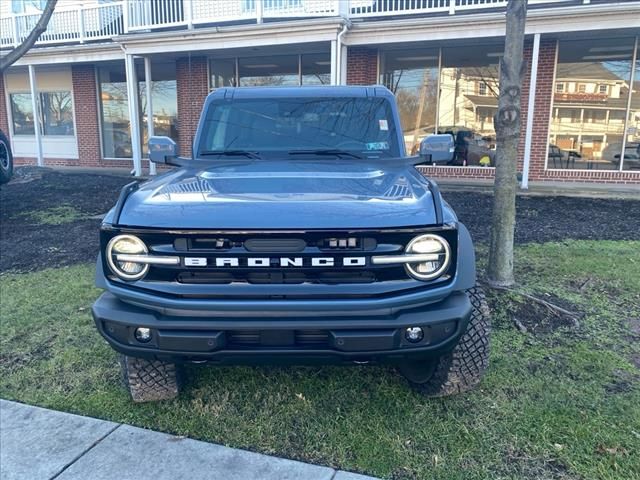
[0,0,599,50]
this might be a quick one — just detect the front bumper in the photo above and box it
[92,290,472,364]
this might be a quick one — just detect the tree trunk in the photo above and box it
[487,0,527,287]
[0,0,59,73]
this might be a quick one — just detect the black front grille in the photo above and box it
[228,329,329,348]
[178,270,377,285]
[102,227,458,294]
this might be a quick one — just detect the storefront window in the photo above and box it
[548,37,636,170]
[211,59,236,88]
[210,53,331,88]
[381,45,500,164]
[239,55,299,86]
[41,91,74,135]
[98,64,131,158]
[301,53,331,85]
[438,45,500,167]
[139,61,178,156]
[98,61,177,159]
[10,93,35,135]
[381,48,439,154]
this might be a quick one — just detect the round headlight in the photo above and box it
[106,234,149,281]
[404,234,451,281]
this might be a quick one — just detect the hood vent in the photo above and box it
[383,177,412,199]
[157,178,214,197]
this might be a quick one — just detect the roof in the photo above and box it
[556,63,624,82]
[208,85,395,100]
[464,95,498,107]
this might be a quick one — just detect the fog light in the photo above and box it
[405,327,424,343]
[134,327,152,343]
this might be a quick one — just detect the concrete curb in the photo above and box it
[0,400,378,480]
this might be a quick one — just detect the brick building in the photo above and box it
[1,0,639,188]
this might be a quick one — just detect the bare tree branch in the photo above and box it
[0,0,59,72]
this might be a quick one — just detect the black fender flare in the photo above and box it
[454,222,476,291]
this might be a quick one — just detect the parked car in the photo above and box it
[420,127,495,166]
[613,143,640,169]
[0,129,14,184]
[92,86,491,402]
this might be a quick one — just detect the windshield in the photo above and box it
[197,97,401,159]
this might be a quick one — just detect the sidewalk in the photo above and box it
[0,400,377,480]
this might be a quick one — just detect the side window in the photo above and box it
[40,91,75,136]
[10,93,35,135]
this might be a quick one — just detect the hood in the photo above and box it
[116,160,439,229]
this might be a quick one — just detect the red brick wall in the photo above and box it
[71,64,100,166]
[525,39,556,182]
[176,56,209,157]
[346,47,378,85]
[516,39,533,171]
[417,166,495,179]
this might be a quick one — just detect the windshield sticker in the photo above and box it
[379,119,389,131]
[366,142,389,151]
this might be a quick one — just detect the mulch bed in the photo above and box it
[1,167,638,273]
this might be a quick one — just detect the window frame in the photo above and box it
[547,36,639,172]
[209,52,331,90]
[39,90,76,137]
[8,89,76,138]
[9,92,36,136]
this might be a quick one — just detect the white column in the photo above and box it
[521,33,540,190]
[28,65,43,167]
[12,16,20,47]
[144,56,156,175]
[340,44,348,85]
[124,53,142,177]
[330,39,338,85]
[77,7,86,43]
[256,0,263,24]
[184,0,193,30]
[123,0,130,33]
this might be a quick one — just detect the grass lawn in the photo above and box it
[1,240,639,480]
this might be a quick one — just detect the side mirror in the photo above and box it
[148,136,178,165]
[419,134,455,165]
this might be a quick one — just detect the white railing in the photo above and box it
[0,2,124,48]
[0,0,597,49]
[127,0,340,31]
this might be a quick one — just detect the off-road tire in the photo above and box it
[119,355,180,403]
[400,287,490,397]
[0,129,13,185]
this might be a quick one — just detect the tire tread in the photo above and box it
[120,355,180,403]
[407,287,491,397]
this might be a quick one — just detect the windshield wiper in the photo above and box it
[287,149,363,159]
[200,150,262,159]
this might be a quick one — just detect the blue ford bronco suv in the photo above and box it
[92,86,490,402]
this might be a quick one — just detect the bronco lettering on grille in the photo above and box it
[184,257,366,267]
